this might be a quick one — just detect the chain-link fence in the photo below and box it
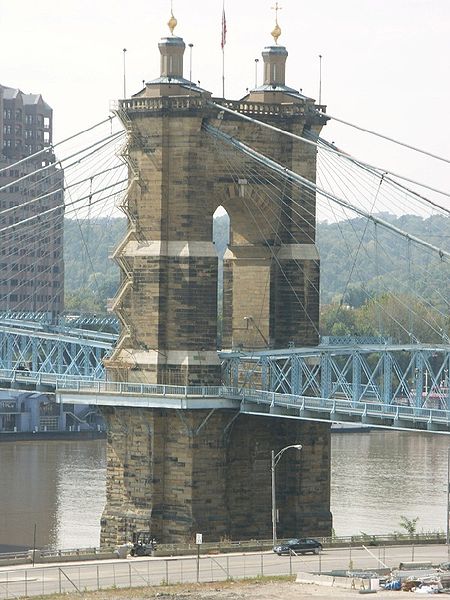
[0,543,443,599]
[0,551,321,599]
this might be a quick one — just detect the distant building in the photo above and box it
[0,85,64,316]
[0,390,104,433]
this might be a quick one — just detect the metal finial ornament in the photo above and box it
[271,2,282,44]
[168,1,177,35]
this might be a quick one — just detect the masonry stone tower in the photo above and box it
[101,14,331,546]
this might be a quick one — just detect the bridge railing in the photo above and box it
[239,388,450,424]
[0,368,99,386]
[55,379,242,398]
[53,378,450,424]
[2,367,450,429]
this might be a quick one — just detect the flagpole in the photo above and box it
[221,1,226,98]
[222,48,225,98]
[318,54,323,105]
[122,48,127,98]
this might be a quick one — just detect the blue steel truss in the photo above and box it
[220,344,450,410]
[0,318,449,415]
[0,321,115,377]
[0,312,120,332]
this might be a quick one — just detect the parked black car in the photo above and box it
[273,538,323,555]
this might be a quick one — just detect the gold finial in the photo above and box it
[271,2,282,44]
[168,1,177,35]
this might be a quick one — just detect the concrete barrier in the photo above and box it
[398,561,433,570]
[38,551,116,563]
[295,572,378,591]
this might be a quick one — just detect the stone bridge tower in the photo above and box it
[101,16,331,546]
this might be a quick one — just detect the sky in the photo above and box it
[1,0,449,211]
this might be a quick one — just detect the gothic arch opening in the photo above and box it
[213,206,230,349]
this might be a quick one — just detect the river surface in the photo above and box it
[0,431,448,551]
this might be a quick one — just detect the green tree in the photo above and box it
[399,515,419,536]
[320,304,359,336]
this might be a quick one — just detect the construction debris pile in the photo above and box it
[380,564,450,594]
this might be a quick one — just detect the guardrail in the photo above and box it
[156,532,446,555]
[0,532,445,566]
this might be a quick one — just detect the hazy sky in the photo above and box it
[1,0,449,206]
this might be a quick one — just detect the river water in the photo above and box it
[0,431,448,551]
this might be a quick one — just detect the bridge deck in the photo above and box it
[0,370,448,434]
[56,384,450,434]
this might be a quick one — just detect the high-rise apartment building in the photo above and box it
[0,85,64,315]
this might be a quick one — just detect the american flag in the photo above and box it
[221,8,227,50]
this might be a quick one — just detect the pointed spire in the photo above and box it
[168,1,178,35]
[271,2,282,44]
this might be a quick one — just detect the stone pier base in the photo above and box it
[100,407,331,546]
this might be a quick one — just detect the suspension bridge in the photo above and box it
[0,19,449,543]
[0,102,448,433]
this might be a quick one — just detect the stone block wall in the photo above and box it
[102,92,331,545]
[101,406,331,546]
[210,108,324,351]
[107,109,221,384]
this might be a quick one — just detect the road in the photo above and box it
[0,543,449,598]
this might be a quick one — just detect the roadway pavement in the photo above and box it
[0,543,450,598]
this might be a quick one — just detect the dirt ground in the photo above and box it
[34,578,449,600]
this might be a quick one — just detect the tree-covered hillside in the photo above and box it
[64,214,449,341]
[64,217,126,313]
[317,213,449,309]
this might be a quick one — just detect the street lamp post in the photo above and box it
[271,444,303,547]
